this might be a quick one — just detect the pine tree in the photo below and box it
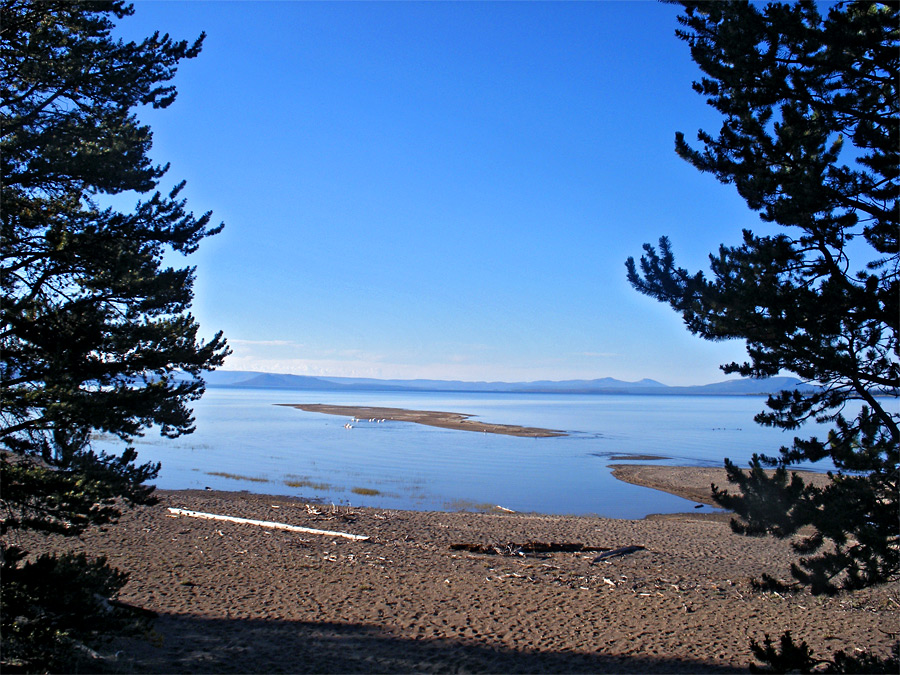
[1,1,229,668]
[627,0,897,595]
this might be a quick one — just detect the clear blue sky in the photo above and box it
[116,0,765,386]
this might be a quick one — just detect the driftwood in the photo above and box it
[449,541,648,561]
[591,545,646,563]
[450,541,611,556]
[167,507,369,541]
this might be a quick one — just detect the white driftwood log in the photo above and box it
[167,507,369,541]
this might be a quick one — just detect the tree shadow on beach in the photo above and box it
[91,611,746,674]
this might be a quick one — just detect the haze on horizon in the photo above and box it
[115,1,765,387]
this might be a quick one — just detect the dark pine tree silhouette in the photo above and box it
[627,0,897,596]
[1,1,229,668]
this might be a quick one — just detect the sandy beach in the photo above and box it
[17,466,897,673]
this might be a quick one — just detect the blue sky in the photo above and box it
[116,1,765,386]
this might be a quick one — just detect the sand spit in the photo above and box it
[284,403,567,438]
[16,466,896,673]
[612,464,835,508]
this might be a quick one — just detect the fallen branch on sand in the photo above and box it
[450,541,610,556]
[449,542,649,561]
[591,545,646,563]
[167,507,369,541]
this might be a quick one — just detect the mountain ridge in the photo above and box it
[200,370,817,396]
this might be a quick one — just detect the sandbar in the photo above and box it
[283,403,567,437]
[611,464,834,508]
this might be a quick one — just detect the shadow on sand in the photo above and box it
[90,611,747,674]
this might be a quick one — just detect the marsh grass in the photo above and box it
[284,478,336,491]
[206,471,269,483]
[351,487,381,496]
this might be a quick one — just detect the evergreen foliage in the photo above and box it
[1,546,150,672]
[627,0,897,595]
[748,631,899,674]
[1,1,228,669]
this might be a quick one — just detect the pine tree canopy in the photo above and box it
[1,0,229,534]
[2,2,230,668]
[627,0,898,594]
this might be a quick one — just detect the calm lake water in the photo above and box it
[96,388,841,519]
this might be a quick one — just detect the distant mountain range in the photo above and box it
[200,370,818,396]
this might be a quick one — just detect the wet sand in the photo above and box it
[20,467,897,673]
[284,403,567,437]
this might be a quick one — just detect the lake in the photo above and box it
[95,388,840,519]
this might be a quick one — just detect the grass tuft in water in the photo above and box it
[284,479,335,491]
[206,471,269,483]
[351,487,381,496]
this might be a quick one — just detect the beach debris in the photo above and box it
[166,507,369,541]
[591,545,646,563]
[495,505,516,513]
[491,572,527,581]
[449,541,609,556]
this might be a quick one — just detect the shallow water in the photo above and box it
[95,388,840,518]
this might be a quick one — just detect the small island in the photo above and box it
[281,404,567,438]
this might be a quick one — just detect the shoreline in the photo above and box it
[283,403,567,437]
[174,461,836,522]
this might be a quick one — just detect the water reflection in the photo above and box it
[94,388,838,518]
